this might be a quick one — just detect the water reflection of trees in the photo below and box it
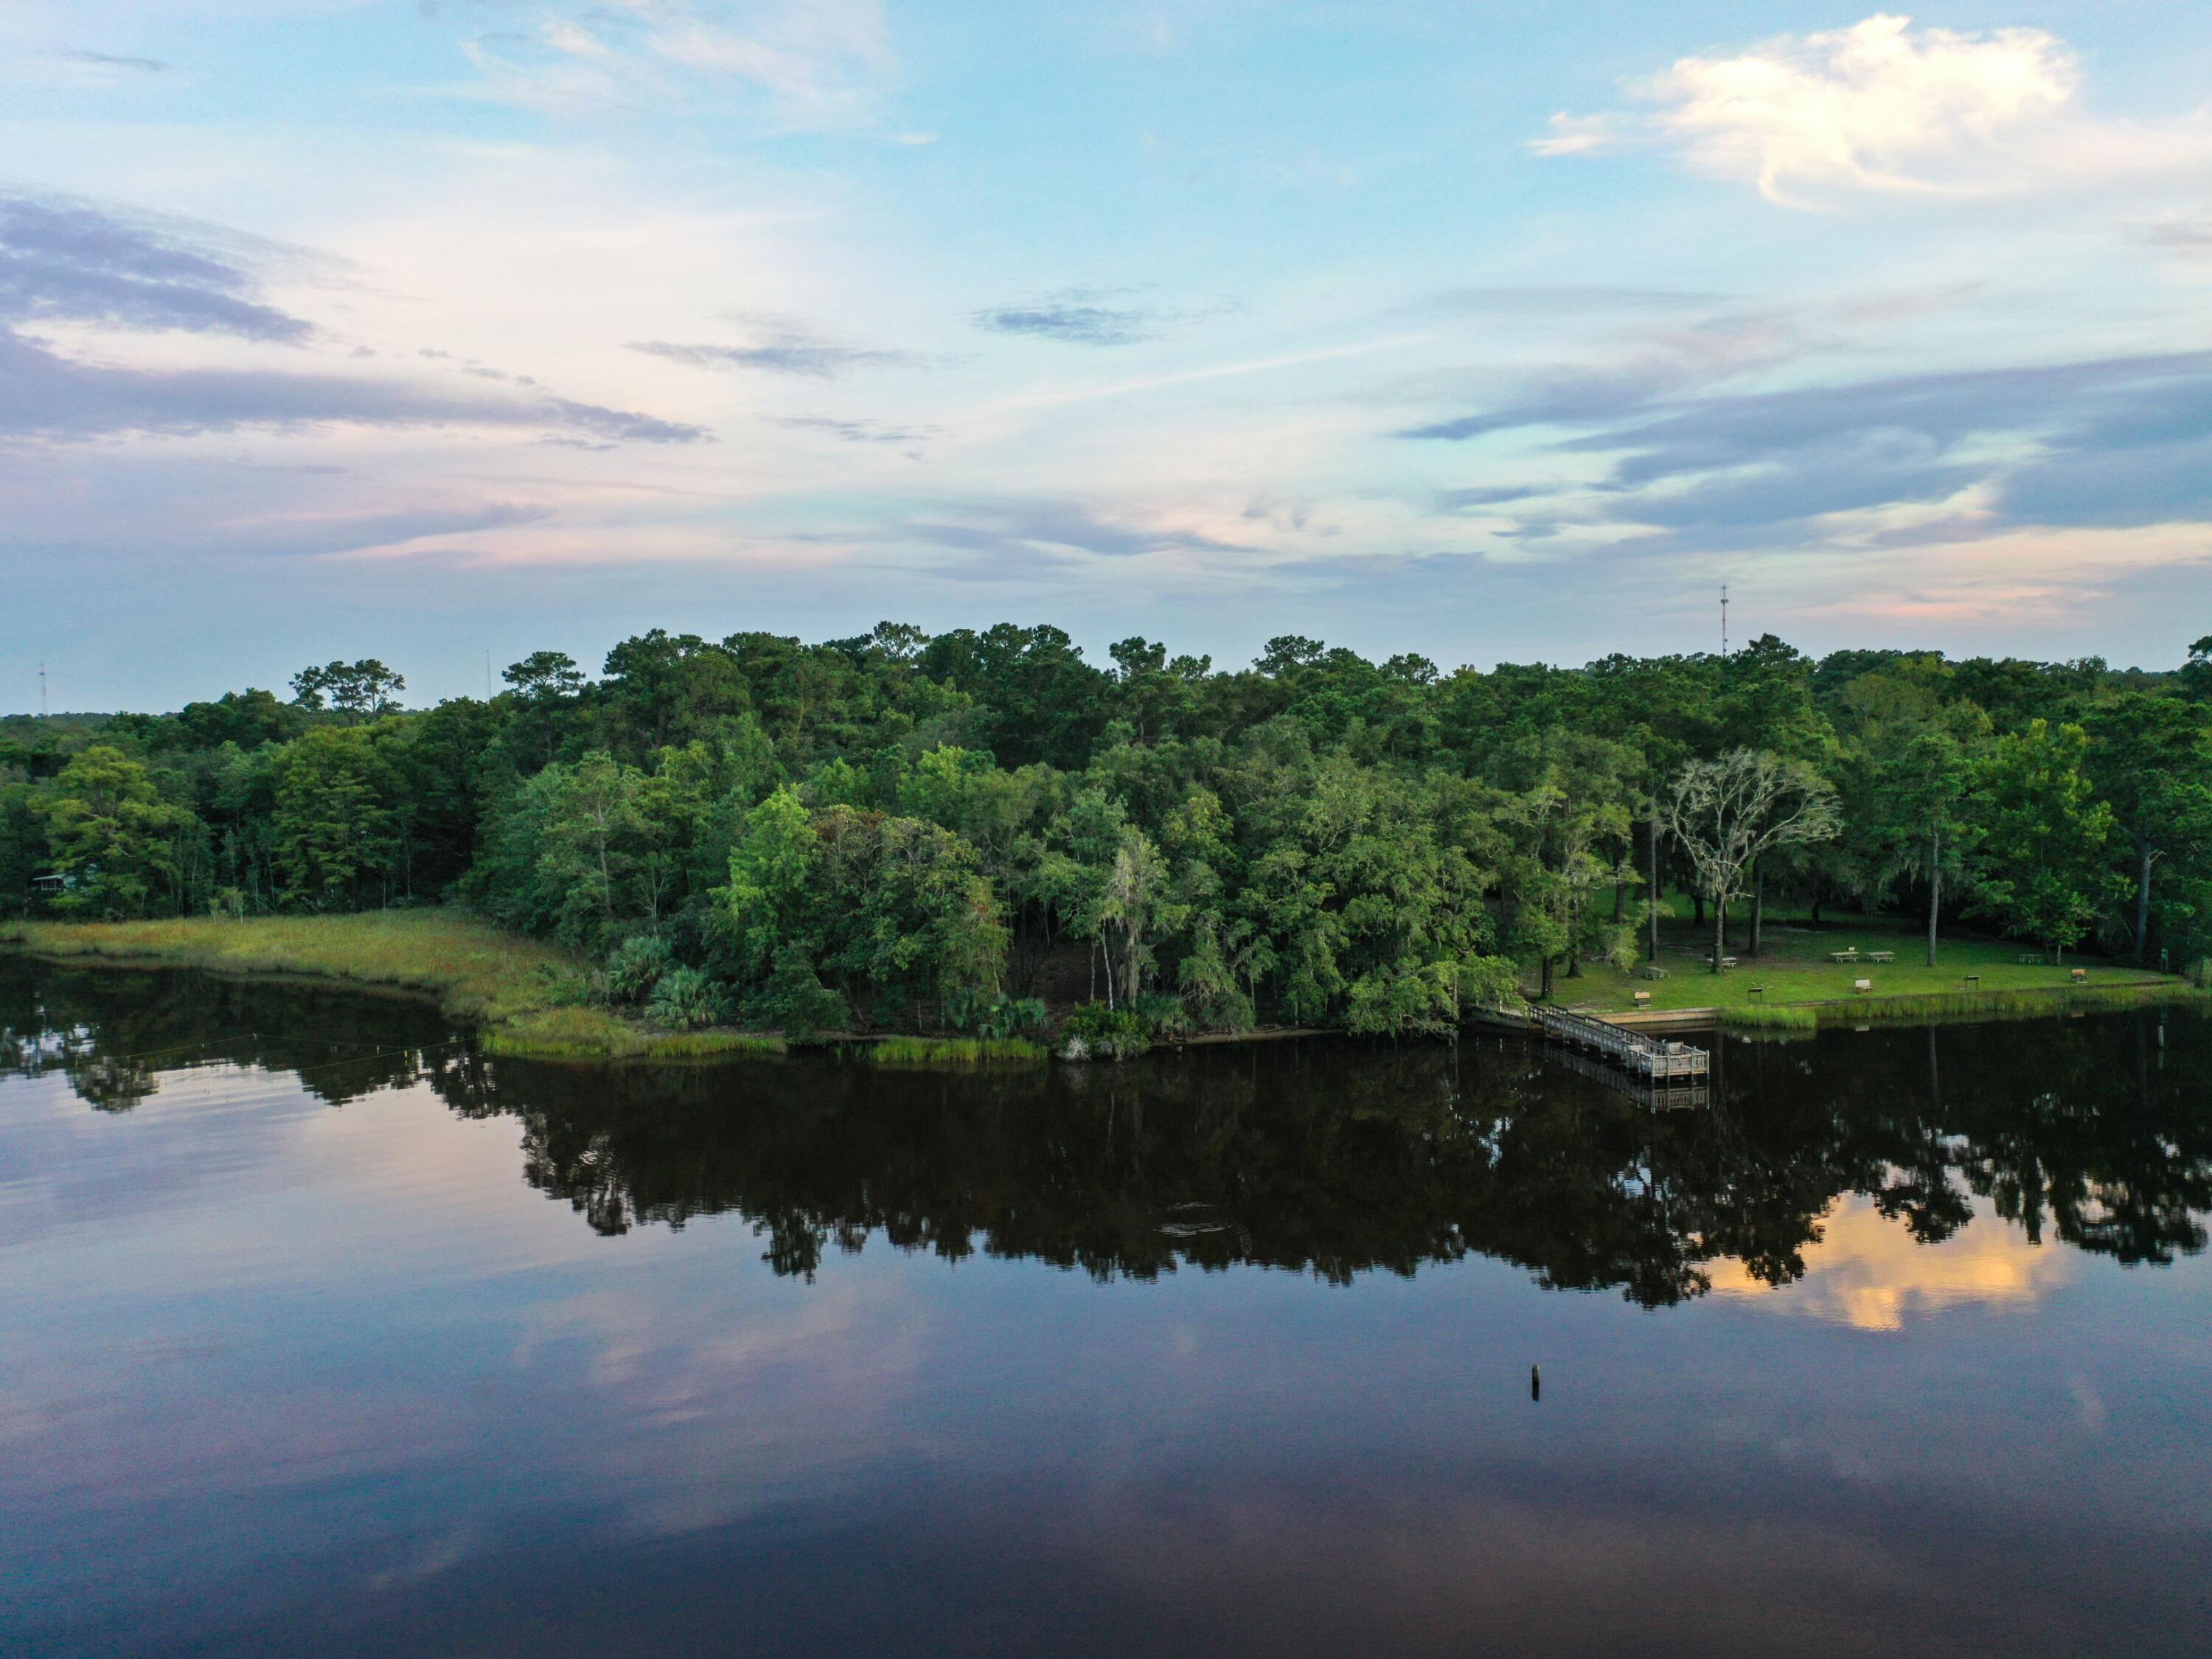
[8,956,2208,1307]
[0,958,453,1111]
[439,1018,2212,1301]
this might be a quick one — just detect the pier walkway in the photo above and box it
[1528,1004,1710,1082]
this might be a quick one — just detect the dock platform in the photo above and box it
[1528,1004,1711,1082]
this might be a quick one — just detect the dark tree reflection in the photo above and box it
[7,956,2209,1304]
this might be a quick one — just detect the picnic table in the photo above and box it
[1706,954,1739,970]
[1867,950,1895,964]
[1828,949,1860,963]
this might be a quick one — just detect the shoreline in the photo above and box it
[0,913,779,1064]
[5,913,2202,1066]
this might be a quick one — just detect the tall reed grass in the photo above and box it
[1714,979,2206,1032]
[1717,1004,1818,1032]
[867,1036,1047,1065]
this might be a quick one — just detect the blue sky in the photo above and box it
[5,2,2212,710]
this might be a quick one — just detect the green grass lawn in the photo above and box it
[1548,909,2185,1022]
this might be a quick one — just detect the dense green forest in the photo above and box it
[6,625,2211,1037]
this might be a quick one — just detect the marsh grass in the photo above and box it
[1826,981,2203,1026]
[1,913,787,1062]
[1717,1004,1819,1032]
[1,911,569,1023]
[486,1006,786,1061]
[868,1036,1047,1065]
[1704,979,2202,1032]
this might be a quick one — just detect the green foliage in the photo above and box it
[606,933,675,1004]
[1061,1000,1149,1060]
[1133,992,1192,1039]
[1972,720,2123,958]
[290,659,406,722]
[752,945,846,1037]
[646,965,728,1032]
[24,619,2212,1035]
[35,745,202,918]
[271,727,400,910]
[941,985,1047,1037]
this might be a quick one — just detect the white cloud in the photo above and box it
[1539,13,2212,207]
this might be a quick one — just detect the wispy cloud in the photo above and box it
[1406,285,1730,319]
[970,287,1233,347]
[1399,310,1815,440]
[900,496,1251,578]
[630,315,914,378]
[778,415,934,449]
[0,192,310,342]
[63,50,170,74]
[459,0,899,131]
[1537,14,2212,207]
[0,330,708,445]
[1410,344,2212,558]
[0,192,704,446]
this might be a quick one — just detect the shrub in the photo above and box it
[754,945,847,1038]
[535,961,609,1009]
[606,933,674,1004]
[1134,992,1192,1040]
[940,984,987,1032]
[981,995,1048,1040]
[1060,1001,1148,1061]
[2189,958,2212,991]
[647,966,729,1032]
[942,987,1048,1040]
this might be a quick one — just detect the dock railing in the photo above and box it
[1529,1004,1709,1082]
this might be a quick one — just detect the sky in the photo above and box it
[4,1,2212,712]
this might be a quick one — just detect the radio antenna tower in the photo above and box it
[1720,585,1730,657]
[39,661,48,717]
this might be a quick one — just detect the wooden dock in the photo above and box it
[1544,1043,1711,1110]
[1528,1004,1710,1082]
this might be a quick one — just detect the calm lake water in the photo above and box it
[3,960,2208,1658]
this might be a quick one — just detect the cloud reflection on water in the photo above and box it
[1708,1192,2074,1330]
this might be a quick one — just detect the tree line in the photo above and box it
[4,625,2211,1035]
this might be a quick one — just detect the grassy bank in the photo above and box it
[866,1035,1048,1065]
[0,911,783,1062]
[484,1006,786,1062]
[1554,911,2200,1027]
